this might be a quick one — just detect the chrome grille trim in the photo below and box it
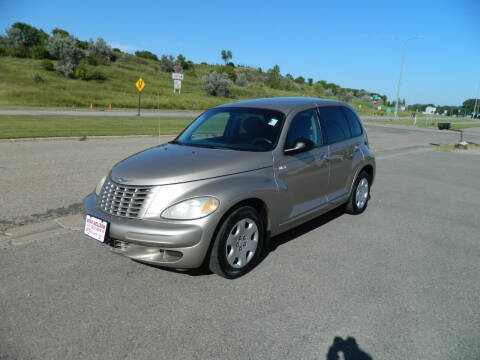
[98,178,154,218]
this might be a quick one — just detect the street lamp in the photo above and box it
[390,36,424,121]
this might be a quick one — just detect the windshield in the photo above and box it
[174,107,285,151]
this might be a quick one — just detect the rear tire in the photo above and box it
[209,206,264,279]
[345,170,371,215]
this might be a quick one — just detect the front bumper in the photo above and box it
[83,193,219,269]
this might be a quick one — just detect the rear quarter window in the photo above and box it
[343,107,363,137]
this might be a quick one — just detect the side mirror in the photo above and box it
[284,139,314,155]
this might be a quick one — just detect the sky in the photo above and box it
[1,0,479,106]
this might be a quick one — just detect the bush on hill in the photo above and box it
[135,50,158,61]
[201,71,232,97]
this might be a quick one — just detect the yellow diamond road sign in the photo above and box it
[136,77,145,92]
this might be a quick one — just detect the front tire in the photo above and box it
[345,170,371,214]
[209,206,264,279]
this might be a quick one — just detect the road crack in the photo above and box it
[0,202,83,232]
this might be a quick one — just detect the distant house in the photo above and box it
[424,106,436,115]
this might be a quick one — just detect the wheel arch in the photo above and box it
[201,197,270,269]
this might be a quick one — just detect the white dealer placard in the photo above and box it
[84,215,108,243]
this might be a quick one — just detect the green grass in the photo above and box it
[435,143,480,152]
[0,56,411,115]
[363,117,480,130]
[0,115,194,138]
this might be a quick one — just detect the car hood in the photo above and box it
[110,144,273,186]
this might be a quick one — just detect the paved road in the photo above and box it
[1,125,479,359]
[1,124,479,231]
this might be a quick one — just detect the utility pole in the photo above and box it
[391,36,424,121]
[473,81,479,119]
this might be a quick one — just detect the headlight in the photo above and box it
[161,197,219,220]
[95,175,107,196]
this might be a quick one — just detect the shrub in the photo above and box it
[88,71,107,81]
[135,50,158,61]
[314,82,325,96]
[73,59,89,79]
[339,91,354,102]
[56,61,76,77]
[87,37,111,62]
[32,73,44,83]
[41,59,55,71]
[160,54,175,72]
[46,34,84,77]
[201,71,232,97]
[217,65,237,82]
[0,45,7,56]
[236,72,248,87]
[30,44,48,59]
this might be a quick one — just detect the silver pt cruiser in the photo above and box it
[84,97,375,278]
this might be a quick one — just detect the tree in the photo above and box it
[46,34,83,77]
[462,98,478,115]
[87,37,111,61]
[176,54,189,70]
[51,28,70,38]
[307,78,313,86]
[265,65,282,89]
[1,23,49,58]
[160,54,175,72]
[10,22,48,48]
[201,71,232,97]
[221,49,232,64]
[294,76,305,84]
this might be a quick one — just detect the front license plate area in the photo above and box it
[84,215,109,243]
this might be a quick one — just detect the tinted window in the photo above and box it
[286,109,322,149]
[344,107,363,137]
[318,106,351,144]
[176,107,285,152]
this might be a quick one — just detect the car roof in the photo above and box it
[215,97,349,113]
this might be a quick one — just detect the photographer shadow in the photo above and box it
[326,336,372,360]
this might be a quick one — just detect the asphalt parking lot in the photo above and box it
[1,125,479,359]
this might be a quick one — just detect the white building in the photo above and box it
[424,106,436,115]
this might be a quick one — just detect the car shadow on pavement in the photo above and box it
[139,205,346,277]
[267,205,346,253]
[326,336,373,360]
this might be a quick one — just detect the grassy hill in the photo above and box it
[0,55,398,115]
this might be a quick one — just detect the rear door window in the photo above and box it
[317,106,351,144]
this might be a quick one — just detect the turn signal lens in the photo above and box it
[201,199,219,215]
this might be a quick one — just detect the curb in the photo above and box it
[0,134,176,143]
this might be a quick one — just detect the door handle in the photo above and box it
[353,145,360,152]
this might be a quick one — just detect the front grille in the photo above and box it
[99,178,154,218]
